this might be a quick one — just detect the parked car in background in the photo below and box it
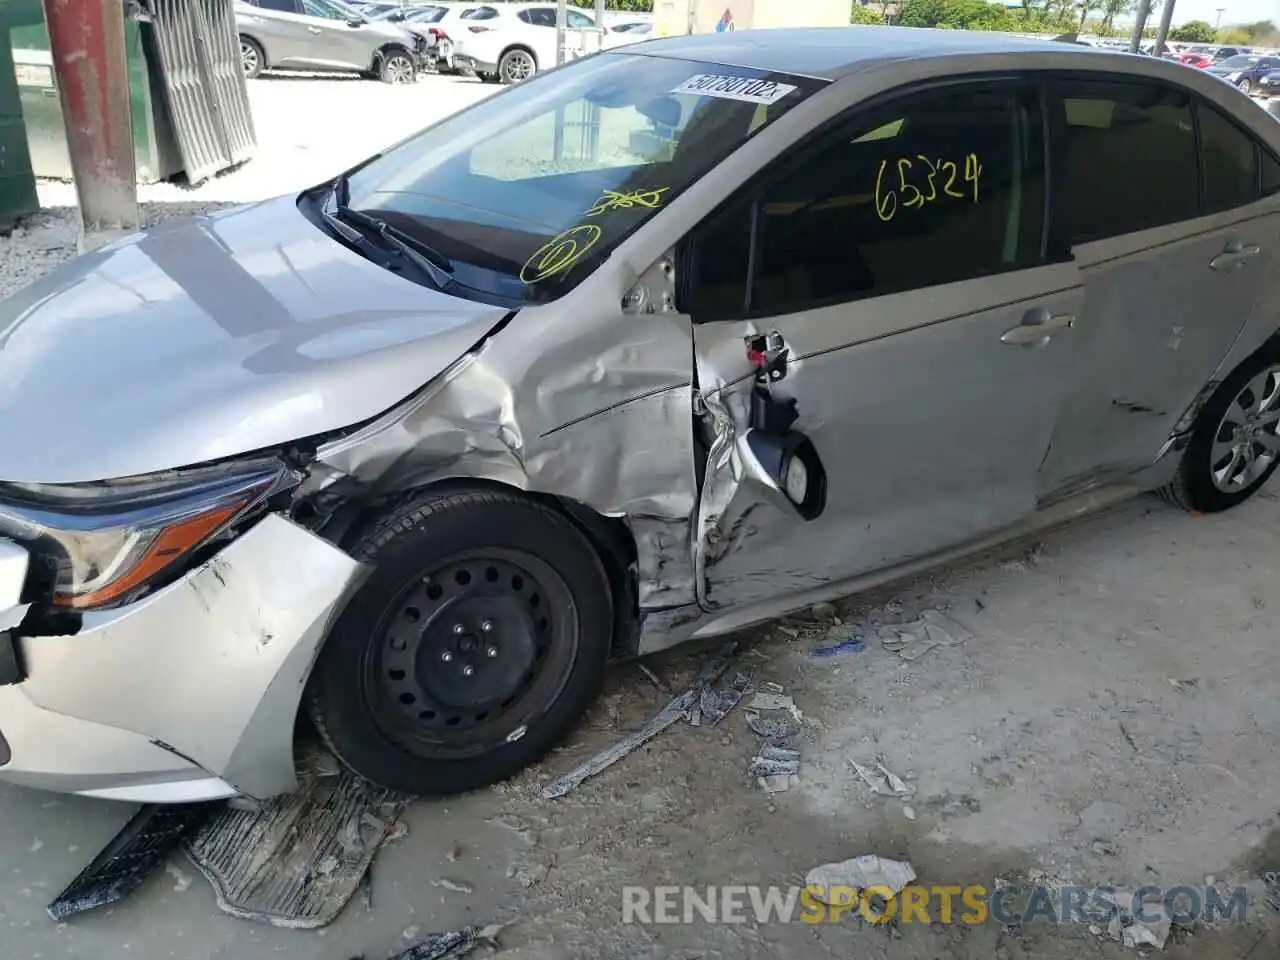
[236,0,426,81]
[452,2,629,83]
[1258,67,1280,98]
[1206,54,1280,96]
[1179,45,1215,68]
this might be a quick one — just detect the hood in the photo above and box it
[0,194,511,484]
[368,19,414,41]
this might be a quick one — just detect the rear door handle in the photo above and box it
[1001,308,1075,347]
[1210,241,1261,272]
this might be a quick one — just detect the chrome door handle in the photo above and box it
[1210,242,1261,272]
[1001,308,1075,347]
[307,25,322,33]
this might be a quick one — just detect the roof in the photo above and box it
[623,26,1109,80]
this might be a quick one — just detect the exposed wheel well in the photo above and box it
[372,43,414,71]
[311,478,640,658]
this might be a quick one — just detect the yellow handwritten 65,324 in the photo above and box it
[520,224,603,284]
[874,153,982,223]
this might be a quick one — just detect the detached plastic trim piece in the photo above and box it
[47,802,217,921]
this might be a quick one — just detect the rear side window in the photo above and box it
[1265,150,1280,197]
[1055,80,1198,243]
[519,8,555,25]
[463,6,498,18]
[1198,102,1259,212]
[688,83,1047,320]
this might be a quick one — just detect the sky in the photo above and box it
[1137,0,1279,28]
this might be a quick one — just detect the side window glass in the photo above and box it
[1056,80,1197,243]
[257,0,299,10]
[301,0,341,18]
[567,10,594,27]
[528,8,556,26]
[1264,150,1280,197]
[517,9,533,23]
[721,85,1042,318]
[1199,102,1259,212]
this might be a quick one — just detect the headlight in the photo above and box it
[0,459,297,610]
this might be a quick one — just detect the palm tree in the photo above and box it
[1078,0,1102,29]
[1100,0,1134,29]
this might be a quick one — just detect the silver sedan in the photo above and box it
[1,27,1278,803]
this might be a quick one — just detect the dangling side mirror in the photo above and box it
[738,426,828,521]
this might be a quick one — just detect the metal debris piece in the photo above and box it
[745,711,800,741]
[806,855,917,909]
[748,691,803,723]
[750,756,801,777]
[697,672,752,726]
[850,759,916,799]
[1263,871,1280,914]
[637,662,670,694]
[540,642,738,799]
[878,610,973,661]
[384,923,504,960]
[1168,677,1200,694]
[48,803,214,921]
[184,775,409,929]
[809,635,866,658]
[757,774,792,793]
[1099,888,1172,950]
[432,878,474,894]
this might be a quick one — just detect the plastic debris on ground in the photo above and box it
[1263,871,1280,913]
[805,855,917,913]
[359,923,504,960]
[809,634,866,658]
[877,609,974,661]
[745,683,804,793]
[1097,888,1173,950]
[1168,677,1200,694]
[691,671,753,727]
[184,775,409,929]
[540,641,738,799]
[47,803,215,920]
[850,759,916,799]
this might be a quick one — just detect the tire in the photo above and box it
[1239,78,1253,95]
[1157,349,1280,513]
[307,487,612,796]
[378,49,417,84]
[239,36,265,79]
[498,46,536,84]
[478,72,500,83]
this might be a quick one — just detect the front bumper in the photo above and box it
[0,514,364,803]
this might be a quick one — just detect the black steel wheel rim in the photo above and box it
[361,547,578,759]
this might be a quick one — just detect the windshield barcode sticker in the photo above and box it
[671,74,797,105]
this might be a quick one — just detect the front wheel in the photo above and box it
[379,50,417,84]
[240,36,264,79]
[307,488,612,796]
[1239,78,1254,95]
[1158,350,1280,512]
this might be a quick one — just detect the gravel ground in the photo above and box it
[3,70,1280,960]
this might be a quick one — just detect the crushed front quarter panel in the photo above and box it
[17,514,366,799]
[306,295,704,640]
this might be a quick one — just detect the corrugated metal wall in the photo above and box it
[142,0,256,185]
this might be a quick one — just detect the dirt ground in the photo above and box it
[2,72,1280,960]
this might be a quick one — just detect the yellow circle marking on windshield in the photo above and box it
[520,224,603,284]
[586,187,669,217]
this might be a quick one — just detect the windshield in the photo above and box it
[343,53,824,304]
[1217,56,1258,67]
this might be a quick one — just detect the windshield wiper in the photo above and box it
[325,175,455,290]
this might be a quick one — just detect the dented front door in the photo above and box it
[686,78,1086,612]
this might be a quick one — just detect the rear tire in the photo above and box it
[307,487,612,796]
[498,47,536,84]
[1239,78,1253,95]
[1158,349,1280,513]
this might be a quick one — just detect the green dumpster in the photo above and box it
[9,0,183,184]
[0,0,38,229]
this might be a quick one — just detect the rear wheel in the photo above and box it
[240,36,264,79]
[1240,78,1254,95]
[307,488,612,796]
[1158,350,1280,512]
[498,47,536,84]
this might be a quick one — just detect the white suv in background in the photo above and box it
[453,3,631,84]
